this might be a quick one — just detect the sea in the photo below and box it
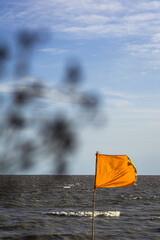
[0,175,159,240]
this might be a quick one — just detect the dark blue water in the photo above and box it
[0,175,159,239]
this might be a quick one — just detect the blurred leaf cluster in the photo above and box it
[0,30,102,174]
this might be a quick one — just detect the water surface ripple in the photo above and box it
[0,175,159,239]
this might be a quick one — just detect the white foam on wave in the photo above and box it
[46,211,120,217]
[63,183,80,189]
[151,216,160,220]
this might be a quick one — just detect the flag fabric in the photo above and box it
[95,154,137,188]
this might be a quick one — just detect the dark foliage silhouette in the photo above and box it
[0,29,103,174]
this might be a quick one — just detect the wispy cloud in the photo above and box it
[1,0,160,39]
[101,89,125,98]
[39,48,69,55]
[106,98,131,108]
[101,88,160,109]
[125,42,160,54]
[137,1,160,10]
[0,82,68,102]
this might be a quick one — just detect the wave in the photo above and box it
[63,183,80,189]
[151,217,160,220]
[45,211,120,217]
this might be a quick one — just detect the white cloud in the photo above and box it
[63,25,109,34]
[74,15,112,24]
[1,0,160,39]
[101,89,132,108]
[106,98,131,108]
[39,48,69,54]
[137,1,160,10]
[101,89,125,97]
[126,43,160,54]
[0,85,12,93]
[141,72,147,75]
[101,88,160,111]
[124,13,157,22]
[152,33,160,42]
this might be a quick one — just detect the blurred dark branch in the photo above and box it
[0,29,104,175]
[0,44,10,77]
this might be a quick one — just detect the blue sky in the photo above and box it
[1,0,160,174]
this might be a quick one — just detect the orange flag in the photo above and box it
[95,154,137,188]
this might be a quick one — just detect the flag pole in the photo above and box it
[92,151,98,240]
[92,188,96,240]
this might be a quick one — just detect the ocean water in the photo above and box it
[0,175,159,239]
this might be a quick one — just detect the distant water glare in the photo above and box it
[0,175,160,239]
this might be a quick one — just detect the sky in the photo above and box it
[1,0,160,175]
